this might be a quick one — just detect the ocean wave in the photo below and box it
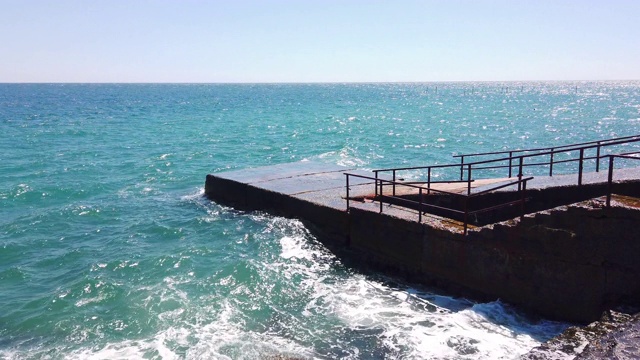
[6,82,638,358]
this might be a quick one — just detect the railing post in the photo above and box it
[578,148,584,186]
[520,180,527,220]
[607,156,614,208]
[392,170,396,196]
[596,142,601,172]
[467,164,472,195]
[419,187,423,223]
[518,156,524,191]
[374,170,379,198]
[346,174,350,211]
[460,156,464,181]
[549,148,554,176]
[508,151,513,178]
[379,181,383,213]
[463,197,469,236]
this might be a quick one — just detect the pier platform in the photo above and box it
[205,160,640,323]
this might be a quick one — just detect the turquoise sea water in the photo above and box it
[1,82,639,359]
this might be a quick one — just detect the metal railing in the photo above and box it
[374,135,640,195]
[343,135,640,235]
[345,172,533,235]
[455,134,640,175]
[344,135,640,235]
[606,153,640,207]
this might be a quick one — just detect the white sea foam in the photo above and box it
[55,298,315,360]
[2,216,566,360]
[280,236,315,261]
[179,187,205,201]
[256,221,566,359]
[315,147,367,168]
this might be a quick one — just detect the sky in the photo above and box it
[1,0,639,83]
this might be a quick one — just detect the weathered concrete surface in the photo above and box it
[204,161,375,243]
[345,195,640,323]
[467,196,640,322]
[205,161,640,323]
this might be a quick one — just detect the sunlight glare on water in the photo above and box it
[1,82,639,359]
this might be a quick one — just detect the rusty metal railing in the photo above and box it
[455,134,640,177]
[345,173,533,236]
[345,135,640,235]
[454,134,640,179]
[374,135,640,193]
[606,153,640,207]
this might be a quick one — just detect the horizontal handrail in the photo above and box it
[454,134,640,159]
[376,137,640,174]
[345,173,464,197]
[374,136,640,187]
[606,154,640,207]
[471,177,533,197]
[379,194,466,216]
[621,151,640,156]
[468,198,525,215]
[401,180,472,185]
[347,136,640,236]
[345,172,532,235]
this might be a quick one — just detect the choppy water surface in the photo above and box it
[1,82,639,359]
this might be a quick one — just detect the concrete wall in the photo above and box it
[206,173,640,323]
[205,174,350,245]
[347,200,640,323]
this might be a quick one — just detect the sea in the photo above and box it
[1,82,639,359]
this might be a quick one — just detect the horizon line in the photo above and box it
[1,79,639,85]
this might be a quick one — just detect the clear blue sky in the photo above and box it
[1,0,639,83]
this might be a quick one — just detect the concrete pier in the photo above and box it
[205,160,640,323]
